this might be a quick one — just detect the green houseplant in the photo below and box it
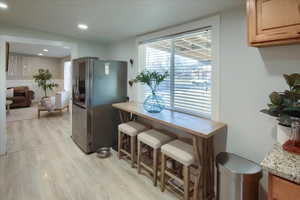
[130,70,169,113]
[261,73,300,152]
[261,73,300,127]
[33,69,59,98]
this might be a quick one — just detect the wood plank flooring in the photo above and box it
[1,111,176,200]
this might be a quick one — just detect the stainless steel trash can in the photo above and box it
[216,152,262,200]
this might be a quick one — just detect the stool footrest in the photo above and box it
[165,170,184,185]
[164,180,194,197]
[120,149,131,157]
[140,162,154,173]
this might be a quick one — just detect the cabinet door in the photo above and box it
[259,0,300,29]
[248,0,300,46]
[268,174,300,200]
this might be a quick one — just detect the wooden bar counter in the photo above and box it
[112,102,227,200]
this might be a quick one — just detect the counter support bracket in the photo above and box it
[193,135,215,200]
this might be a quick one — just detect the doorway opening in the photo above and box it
[1,35,77,155]
[5,42,72,122]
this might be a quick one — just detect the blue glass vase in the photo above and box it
[143,92,165,113]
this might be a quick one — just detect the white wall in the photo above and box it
[219,5,300,170]
[7,53,64,80]
[106,6,300,198]
[0,24,108,155]
[106,38,138,101]
[0,40,7,154]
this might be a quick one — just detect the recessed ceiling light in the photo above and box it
[38,53,44,56]
[43,49,48,52]
[78,24,88,30]
[0,2,8,9]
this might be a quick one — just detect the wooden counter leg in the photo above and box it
[118,110,132,123]
[193,136,215,200]
[119,111,124,123]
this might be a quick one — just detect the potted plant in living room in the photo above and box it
[33,69,58,107]
[261,73,300,154]
[130,70,169,113]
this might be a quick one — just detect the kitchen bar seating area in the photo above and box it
[113,102,226,200]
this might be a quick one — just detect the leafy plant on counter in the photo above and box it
[129,70,169,94]
[33,69,59,98]
[261,73,300,127]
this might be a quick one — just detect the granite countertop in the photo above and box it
[261,143,300,184]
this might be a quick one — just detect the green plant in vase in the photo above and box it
[261,73,300,154]
[33,69,59,98]
[130,70,169,113]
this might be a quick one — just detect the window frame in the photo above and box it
[136,15,220,120]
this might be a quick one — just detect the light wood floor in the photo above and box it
[1,111,176,200]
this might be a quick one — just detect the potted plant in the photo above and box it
[261,73,300,153]
[130,70,169,113]
[33,69,59,100]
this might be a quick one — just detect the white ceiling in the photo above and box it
[0,0,245,43]
[10,42,71,58]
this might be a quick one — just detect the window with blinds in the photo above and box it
[140,28,212,118]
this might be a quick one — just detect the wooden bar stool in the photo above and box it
[137,129,174,186]
[118,121,147,168]
[160,140,195,200]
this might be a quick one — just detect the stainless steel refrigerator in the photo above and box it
[72,57,127,154]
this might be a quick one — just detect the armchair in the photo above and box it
[6,86,34,108]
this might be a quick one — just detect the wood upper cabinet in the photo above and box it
[268,173,300,200]
[247,0,300,46]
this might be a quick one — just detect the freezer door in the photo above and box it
[90,60,127,106]
[90,104,121,151]
[71,104,92,153]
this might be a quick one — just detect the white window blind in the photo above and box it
[144,39,172,107]
[141,28,212,118]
